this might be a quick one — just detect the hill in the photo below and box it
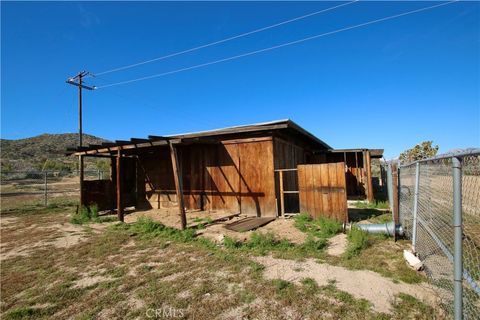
[1,133,110,172]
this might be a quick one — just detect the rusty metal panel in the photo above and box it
[298,163,348,222]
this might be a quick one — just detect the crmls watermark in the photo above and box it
[145,306,185,318]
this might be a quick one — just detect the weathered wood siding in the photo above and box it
[82,180,114,210]
[311,152,367,199]
[136,137,276,217]
[238,139,276,217]
[138,148,176,209]
[298,162,348,222]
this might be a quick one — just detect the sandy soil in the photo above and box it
[124,208,238,229]
[197,216,306,244]
[74,275,114,289]
[254,256,438,314]
[256,218,306,244]
[0,221,88,261]
[326,233,348,256]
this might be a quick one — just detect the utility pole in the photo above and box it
[66,71,96,147]
[66,71,95,210]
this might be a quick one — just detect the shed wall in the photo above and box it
[136,138,276,217]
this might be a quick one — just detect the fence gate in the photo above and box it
[298,162,348,222]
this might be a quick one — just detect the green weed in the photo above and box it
[344,227,369,259]
[301,277,319,291]
[294,213,342,239]
[111,217,196,242]
[272,279,292,291]
[70,205,99,224]
[353,201,389,210]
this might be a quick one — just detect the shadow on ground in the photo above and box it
[348,208,391,223]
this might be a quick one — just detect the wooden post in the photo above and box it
[365,150,374,203]
[79,155,84,209]
[116,149,124,222]
[169,141,187,229]
[279,171,285,216]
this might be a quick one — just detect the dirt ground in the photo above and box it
[254,256,438,314]
[197,216,307,244]
[0,203,442,319]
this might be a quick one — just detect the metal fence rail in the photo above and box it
[398,151,480,319]
[1,170,110,208]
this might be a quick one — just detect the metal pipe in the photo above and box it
[355,221,404,237]
[452,157,463,320]
[412,162,420,250]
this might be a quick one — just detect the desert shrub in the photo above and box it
[70,205,99,224]
[245,232,293,254]
[272,279,293,291]
[294,213,342,239]
[300,236,327,252]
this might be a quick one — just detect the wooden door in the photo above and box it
[298,162,348,222]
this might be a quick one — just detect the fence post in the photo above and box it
[44,171,48,206]
[412,162,420,252]
[387,164,393,211]
[98,169,101,180]
[452,156,463,320]
[279,171,285,217]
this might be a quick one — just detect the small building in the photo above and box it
[70,120,383,229]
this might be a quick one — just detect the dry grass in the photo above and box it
[0,200,440,319]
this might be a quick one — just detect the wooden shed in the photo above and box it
[70,120,382,229]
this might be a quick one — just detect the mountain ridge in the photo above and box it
[1,133,109,171]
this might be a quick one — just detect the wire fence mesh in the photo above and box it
[0,170,110,211]
[398,151,480,319]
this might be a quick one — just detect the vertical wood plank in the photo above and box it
[306,165,315,217]
[312,164,320,218]
[320,163,330,217]
[329,163,339,220]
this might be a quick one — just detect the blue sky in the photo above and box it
[1,1,479,158]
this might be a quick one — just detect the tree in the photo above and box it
[399,141,439,163]
[95,159,110,172]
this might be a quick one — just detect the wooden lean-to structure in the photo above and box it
[69,120,383,229]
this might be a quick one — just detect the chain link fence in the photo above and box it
[398,151,480,319]
[0,170,110,211]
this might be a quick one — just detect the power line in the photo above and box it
[92,0,359,77]
[97,0,458,89]
[93,75,217,128]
